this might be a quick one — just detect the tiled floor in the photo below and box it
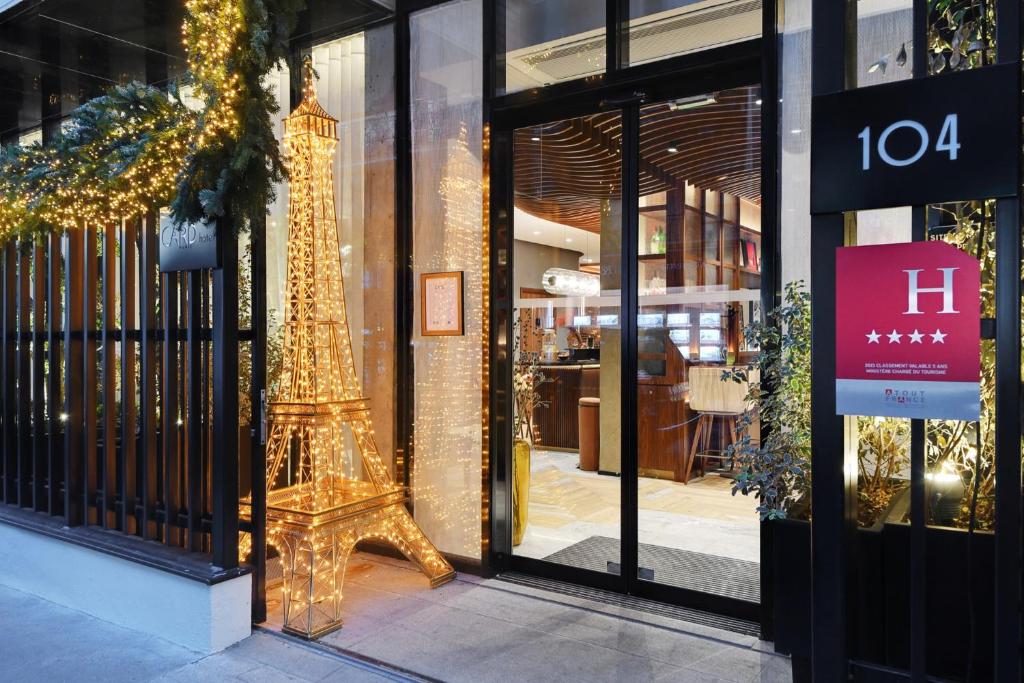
[266,552,791,683]
[2,551,791,682]
[515,449,761,562]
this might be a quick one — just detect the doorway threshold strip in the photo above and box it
[255,625,442,683]
[542,536,760,603]
[496,572,759,637]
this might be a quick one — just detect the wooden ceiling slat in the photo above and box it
[514,86,761,232]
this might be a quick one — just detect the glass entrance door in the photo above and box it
[509,110,623,584]
[505,85,762,619]
[632,89,762,611]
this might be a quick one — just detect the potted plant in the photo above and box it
[725,283,913,676]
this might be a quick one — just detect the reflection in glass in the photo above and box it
[501,0,605,94]
[627,0,762,66]
[856,0,913,86]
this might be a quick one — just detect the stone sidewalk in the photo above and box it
[1,552,792,682]
[0,583,405,682]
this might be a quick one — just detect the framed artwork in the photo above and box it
[420,271,464,336]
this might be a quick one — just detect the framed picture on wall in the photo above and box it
[420,271,464,336]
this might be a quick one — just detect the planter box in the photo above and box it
[771,518,886,661]
[881,522,994,681]
[771,509,995,681]
[771,517,811,659]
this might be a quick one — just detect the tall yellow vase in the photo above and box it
[512,439,531,546]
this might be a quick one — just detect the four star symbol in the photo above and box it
[865,328,948,344]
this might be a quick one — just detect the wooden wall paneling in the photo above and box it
[32,240,46,510]
[138,214,158,539]
[82,227,99,524]
[186,272,203,551]
[101,226,117,528]
[201,271,211,549]
[119,218,138,534]
[46,234,62,516]
[161,268,180,545]
[63,230,84,526]
[16,242,31,507]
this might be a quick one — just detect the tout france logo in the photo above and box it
[835,241,980,421]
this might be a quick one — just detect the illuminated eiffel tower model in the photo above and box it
[248,58,454,639]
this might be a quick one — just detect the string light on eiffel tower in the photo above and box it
[239,56,453,639]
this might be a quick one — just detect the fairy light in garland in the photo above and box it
[0,0,257,238]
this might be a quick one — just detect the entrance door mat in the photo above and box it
[542,536,760,603]
[498,572,760,637]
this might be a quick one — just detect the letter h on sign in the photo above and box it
[903,268,959,315]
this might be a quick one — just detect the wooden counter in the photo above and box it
[534,364,599,450]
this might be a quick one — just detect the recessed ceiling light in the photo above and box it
[791,128,803,135]
[531,136,540,142]
[755,99,763,105]
[667,143,679,154]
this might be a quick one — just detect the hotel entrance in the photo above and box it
[489,67,766,622]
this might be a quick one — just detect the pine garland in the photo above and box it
[0,0,305,239]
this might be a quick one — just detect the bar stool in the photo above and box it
[681,366,756,484]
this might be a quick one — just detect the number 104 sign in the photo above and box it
[811,63,1019,214]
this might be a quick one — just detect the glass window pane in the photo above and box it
[501,0,605,95]
[627,0,762,67]
[511,111,622,572]
[410,0,484,558]
[266,25,397,483]
[857,0,913,86]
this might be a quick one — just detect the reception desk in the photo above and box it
[533,361,695,481]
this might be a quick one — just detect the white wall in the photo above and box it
[0,524,251,654]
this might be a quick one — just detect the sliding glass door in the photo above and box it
[500,82,762,620]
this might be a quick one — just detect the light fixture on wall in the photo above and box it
[542,267,600,297]
[668,93,717,111]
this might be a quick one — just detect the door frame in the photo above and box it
[486,40,768,625]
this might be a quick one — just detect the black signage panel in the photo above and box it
[811,64,1019,214]
[158,214,221,272]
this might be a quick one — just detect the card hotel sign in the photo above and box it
[158,213,221,272]
[836,241,979,421]
[811,63,1019,214]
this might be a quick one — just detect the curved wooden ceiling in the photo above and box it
[514,87,761,232]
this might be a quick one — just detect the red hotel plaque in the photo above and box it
[836,241,980,420]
